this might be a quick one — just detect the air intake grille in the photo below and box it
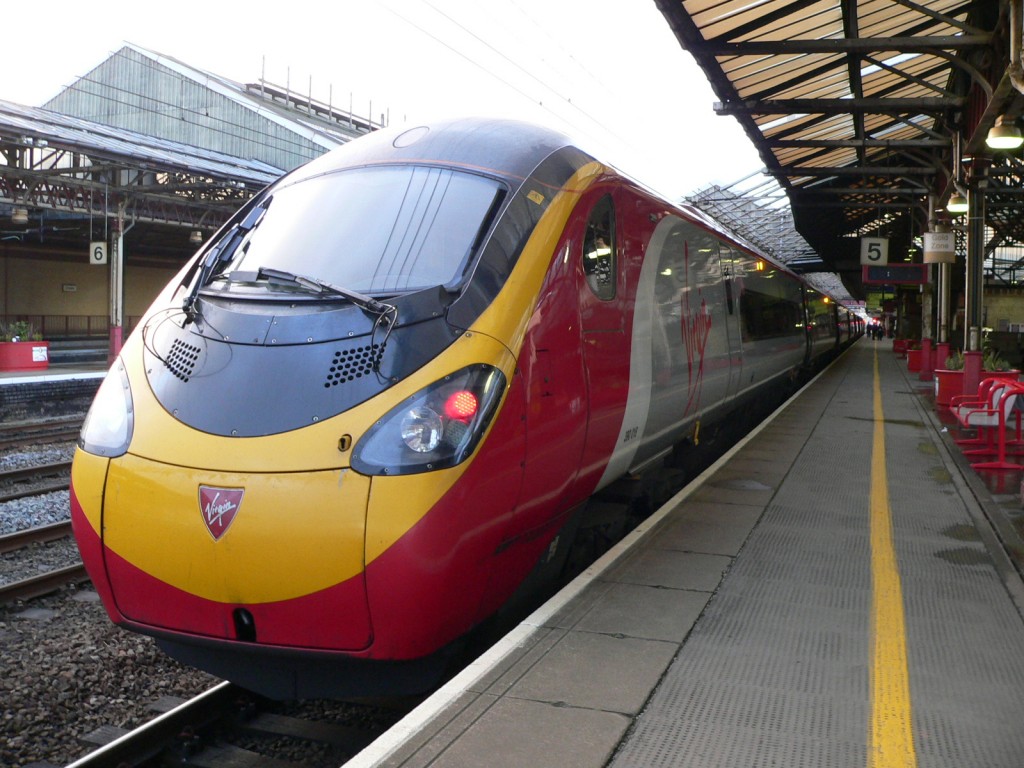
[165,339,202,382]
[325,344,384,388]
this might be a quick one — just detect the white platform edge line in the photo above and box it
[0,371,106,385]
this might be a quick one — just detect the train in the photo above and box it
[70,117,862,699]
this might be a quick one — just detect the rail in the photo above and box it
[66,681,385,767]
[65,682,240,768]
[0,520,72,554]
[0,418,83,449]
[0,563,88,603]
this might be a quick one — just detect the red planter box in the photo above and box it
[0,341,49,371]
[907,348,922,372]
[934,368,963,406]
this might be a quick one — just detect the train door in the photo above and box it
[718,244,744,397]
[505,233,589,536]
[576,189,630,493]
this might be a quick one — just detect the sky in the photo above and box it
[3,0,765,200]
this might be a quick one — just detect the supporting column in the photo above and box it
[923,196,952,380]
[963,349,983,399]
[960,176,986,403]
[964,181,986,353]
[938,262,951,344]
[919,337,934,382]
[920,266,934,382]
[107,205,125,364]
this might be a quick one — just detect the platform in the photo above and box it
[347,339,1024,768]
[0,362,106,421]
[0,360,106,386]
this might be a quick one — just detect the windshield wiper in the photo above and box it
[256,267,397,320]
[182,198,271,324]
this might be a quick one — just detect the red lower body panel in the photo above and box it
[71,480,372,652]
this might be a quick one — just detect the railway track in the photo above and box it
[0,523,83,604]
[0,416,82,450]
[67,681,396,767]
[1,518,81,606]
[0,459,71,502]
[0,519,72,554]
[0,561,88,603]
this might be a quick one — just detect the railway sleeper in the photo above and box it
[235,712,378,750]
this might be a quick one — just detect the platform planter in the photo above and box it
[907,347,922,372]
[893,338,909,358]
[0,341,49,371]
[934,368,963,407]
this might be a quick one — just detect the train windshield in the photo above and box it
[218,165,504,295]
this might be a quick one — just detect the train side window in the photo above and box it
[582,195,616,300]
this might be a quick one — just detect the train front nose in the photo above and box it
[88,452,373,651]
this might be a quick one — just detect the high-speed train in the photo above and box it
[70,118,860,699]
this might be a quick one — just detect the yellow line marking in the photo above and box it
[868,349,917,768]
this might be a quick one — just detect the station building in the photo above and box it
[0,43,381,362]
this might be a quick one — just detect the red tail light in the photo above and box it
[445,391,478,421]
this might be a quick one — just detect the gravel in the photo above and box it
[0,537,80,587]
[0,442,74,472]
[0,440,76,537]
[0,439,219,766]
[0,489,72,538]
[0,587,218,767]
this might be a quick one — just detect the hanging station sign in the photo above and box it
[922,230,956,263]
[862,264,930,285]
[90,241,107,265]
[860,237,889,265]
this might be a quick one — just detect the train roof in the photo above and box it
[267,116,813,295]
[285,117,586,188]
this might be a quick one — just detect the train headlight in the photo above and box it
[78,359,134,457]
[352,364,506,475]
[400,407,444,453]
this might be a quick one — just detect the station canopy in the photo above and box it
[657,0,1024,300]
[0,100,282,259]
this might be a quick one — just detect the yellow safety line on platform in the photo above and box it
[868,349,917,768]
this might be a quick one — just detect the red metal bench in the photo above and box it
[952,380,1024,470]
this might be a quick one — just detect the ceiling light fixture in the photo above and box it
[986,115,1024,150]
[11,208,28,225]
[947,191,969,214]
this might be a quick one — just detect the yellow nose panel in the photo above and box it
[103,455,369,603]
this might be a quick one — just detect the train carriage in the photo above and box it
[71,118,857,698]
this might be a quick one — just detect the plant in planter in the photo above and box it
[1,320,35,342]
[0,321,49,371]
[983,349,1014,373]
[936,349,1021,407]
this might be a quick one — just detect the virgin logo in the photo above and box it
[198,485,244,541]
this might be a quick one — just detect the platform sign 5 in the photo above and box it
[90,241,108,265]
[860,237,889,265]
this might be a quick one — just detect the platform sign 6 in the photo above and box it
[90,241,108,265]
[860,237,889,266]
